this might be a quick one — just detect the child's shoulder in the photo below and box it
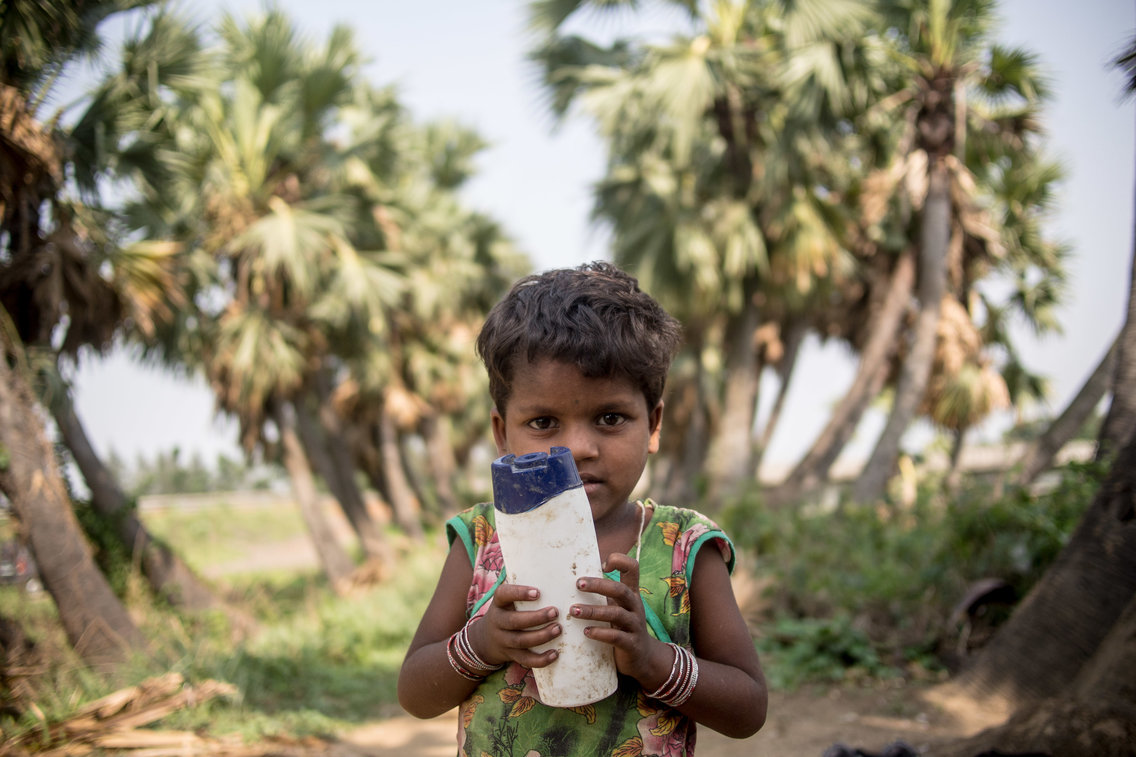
[646,499,726,533]
[645,499,736,573]
[445,502,497,549]
[451,501,496,522]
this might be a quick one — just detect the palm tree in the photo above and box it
[0,0,249,640]
[0,1,150,661]
[924,37,1136,752]
[0,325,145,667]
[851,0,1053,502]
[98,8,528,564]
[530,0,876,502]
[93,9,397,586]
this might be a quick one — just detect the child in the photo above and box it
[398,261,767,756]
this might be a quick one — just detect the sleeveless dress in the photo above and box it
[445,499,735,757]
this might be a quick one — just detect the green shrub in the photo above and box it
[722,459,1104,686]
[756,614,897,690]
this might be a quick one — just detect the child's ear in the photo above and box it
[647,401,664,455]
[491,407,509,455]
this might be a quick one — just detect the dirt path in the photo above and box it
[321,683,979,757]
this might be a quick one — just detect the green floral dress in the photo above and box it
[445,499,735,757]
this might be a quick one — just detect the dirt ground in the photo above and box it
[320,682,986,757]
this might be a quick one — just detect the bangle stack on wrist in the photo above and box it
[646,642,700,708]
[446,619,505,681]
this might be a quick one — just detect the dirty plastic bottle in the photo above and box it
[490,446,619,708]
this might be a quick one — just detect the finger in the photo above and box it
[505,622,563,652]
[575,575,638,608]
[603,552,640,595]
[497,605,559,632]
[511,647,559,669]
[493,583,541,607]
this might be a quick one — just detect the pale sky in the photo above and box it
[71,0,1135,472]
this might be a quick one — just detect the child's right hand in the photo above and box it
[471,583,562,669]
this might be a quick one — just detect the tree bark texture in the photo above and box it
[0,353,144,668]
[853,164,950,503]
[951,427,1136,709]
[772,249,916,505]
[1012,335,1117,487]
[274,402,355,592]
[1097,180,1136,462]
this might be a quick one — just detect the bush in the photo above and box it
[722,459,1104,686]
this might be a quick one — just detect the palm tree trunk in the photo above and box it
[1096,168,1136,461]
[944,427,965,493]
[1011,335,1118,488]
[0,351,144,668]
[947,426,1136,711]
[752,319,806,474]
[379,404,424,539]
[421,413,459,517]
[707,290,764,499]
[273,401,355,592]
[853,164,950,503]
[295,398,390,563]
[770,249,916,505]
[662,343,712,506]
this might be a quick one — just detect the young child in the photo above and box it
[398,262,767,755]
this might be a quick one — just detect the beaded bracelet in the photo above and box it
[646,642,700,708]
[446,619,505,681]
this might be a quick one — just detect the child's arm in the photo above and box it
[397,544,562,719]
[573,549,768,738]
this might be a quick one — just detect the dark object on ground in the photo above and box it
[823,740,919,757]
[822,743,1053,757]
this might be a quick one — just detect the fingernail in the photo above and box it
[571,606,583,617]
[577,579,586,590]
[527,588,539,599]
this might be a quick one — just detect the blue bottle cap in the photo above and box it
[491,446,583,514]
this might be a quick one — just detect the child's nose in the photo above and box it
[563,426,599,461]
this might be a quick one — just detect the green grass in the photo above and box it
[143,499,311,572]
[1,499,444,747]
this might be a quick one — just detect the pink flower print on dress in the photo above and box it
[499,663,541,717]
[635,701,688,757]
[671,524,710,575]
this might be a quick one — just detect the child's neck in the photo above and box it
[595,500,645,561]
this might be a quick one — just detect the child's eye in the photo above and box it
[597,412,626,427]
[526,416,557,431]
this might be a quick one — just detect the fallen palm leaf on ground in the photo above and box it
[0,672,261,756]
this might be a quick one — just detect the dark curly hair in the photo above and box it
[476,261,682,416]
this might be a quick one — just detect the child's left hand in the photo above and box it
[570,552,670,687]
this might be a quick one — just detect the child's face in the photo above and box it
[491,357,662,526]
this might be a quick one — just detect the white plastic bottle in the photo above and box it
[490,446,619,707]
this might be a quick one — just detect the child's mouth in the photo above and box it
[580,476,602,496]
